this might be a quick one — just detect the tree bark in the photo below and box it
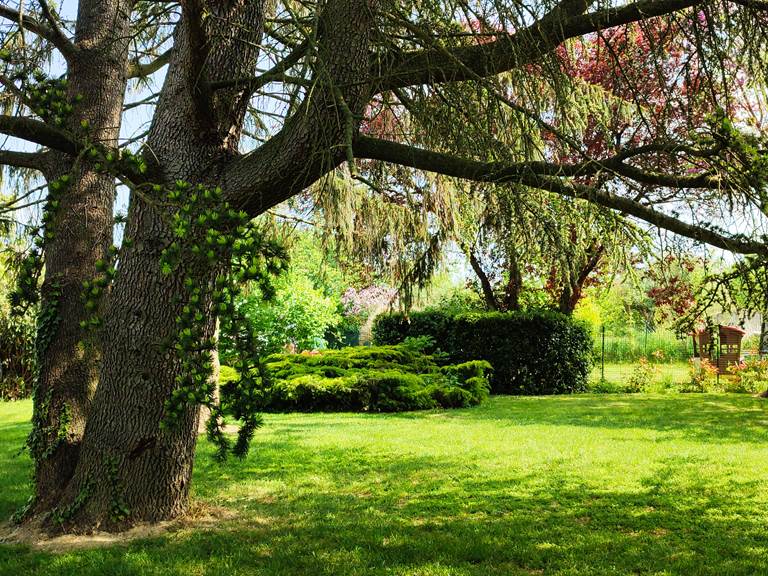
[49,0,271,531]
[45,0,377,531]
[29,0,132,512]
[468,250,499,311]
[558,244,604,315]
[54,197,215,528]
[502,248,523,312]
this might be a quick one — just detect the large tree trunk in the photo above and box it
[53,197,215,528]
[29,0,132,512]
[44,0,375,532]
[47,0,269,531]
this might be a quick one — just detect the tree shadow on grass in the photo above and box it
[3,432,767,576]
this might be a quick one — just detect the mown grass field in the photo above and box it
[2,394,768,575]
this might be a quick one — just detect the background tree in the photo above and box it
[1,0,767,533]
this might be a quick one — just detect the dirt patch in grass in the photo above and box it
[0,501,237,553]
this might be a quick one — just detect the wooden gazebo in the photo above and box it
[692,325,746,373]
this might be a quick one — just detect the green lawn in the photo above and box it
[2,394,768,575]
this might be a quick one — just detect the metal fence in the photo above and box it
[591,324,761,391]
[591,326,694,391]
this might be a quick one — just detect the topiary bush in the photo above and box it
[220,343,492,413]
[373,310,592,395]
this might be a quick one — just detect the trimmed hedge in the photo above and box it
[220,342,492,413]
[373,310,593,395]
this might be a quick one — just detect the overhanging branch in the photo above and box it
[0,4,78,62]
[375,0,702,91]
[353,135,767,256]
[0,115,80,154]
[0,149,47,170]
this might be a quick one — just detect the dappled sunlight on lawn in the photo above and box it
[3,394,768,575]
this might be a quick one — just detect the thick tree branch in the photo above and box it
[0,4,78,61]
[37,0,77,58]
[375,0,702,91]
[127,49,173,78]
[0,115,79,154]
[210,40,310,93]
[220,0,378,215]
[181,0,217,133]
[0,148,47,170]
[353,135,767,256]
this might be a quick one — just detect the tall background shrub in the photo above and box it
[373,310,592,395]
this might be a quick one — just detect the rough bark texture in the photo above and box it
[30,0,133,511]
[53,0,276,531]
[53,0,378,531]
[55,196,211,527]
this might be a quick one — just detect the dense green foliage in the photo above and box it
[4,395,768,575]
[157,181,290,458]
[0,312,35,400]
[220,233,364,360]
[220,341,491,413]
[373,310,592,394]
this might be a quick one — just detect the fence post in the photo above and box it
[601,324,605,382]
[643,325,648,357]
[716,324,721,388]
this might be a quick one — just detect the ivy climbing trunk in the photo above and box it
[30,0,132,512]
[48,0,271,530]
[37,0,376,532]
[53,197,215,527]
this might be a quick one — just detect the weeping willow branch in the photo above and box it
[0,115,80,154]
[375,0,704,91]
[353,134,767,256]
[0,4,78,62]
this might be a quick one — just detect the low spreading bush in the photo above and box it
[373,310,592,395]
[220,341,492,413]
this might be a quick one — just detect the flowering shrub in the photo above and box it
[726,358,768,393]
[341,285,396,317]
[681,358,718,393]
[626,357,656,393]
